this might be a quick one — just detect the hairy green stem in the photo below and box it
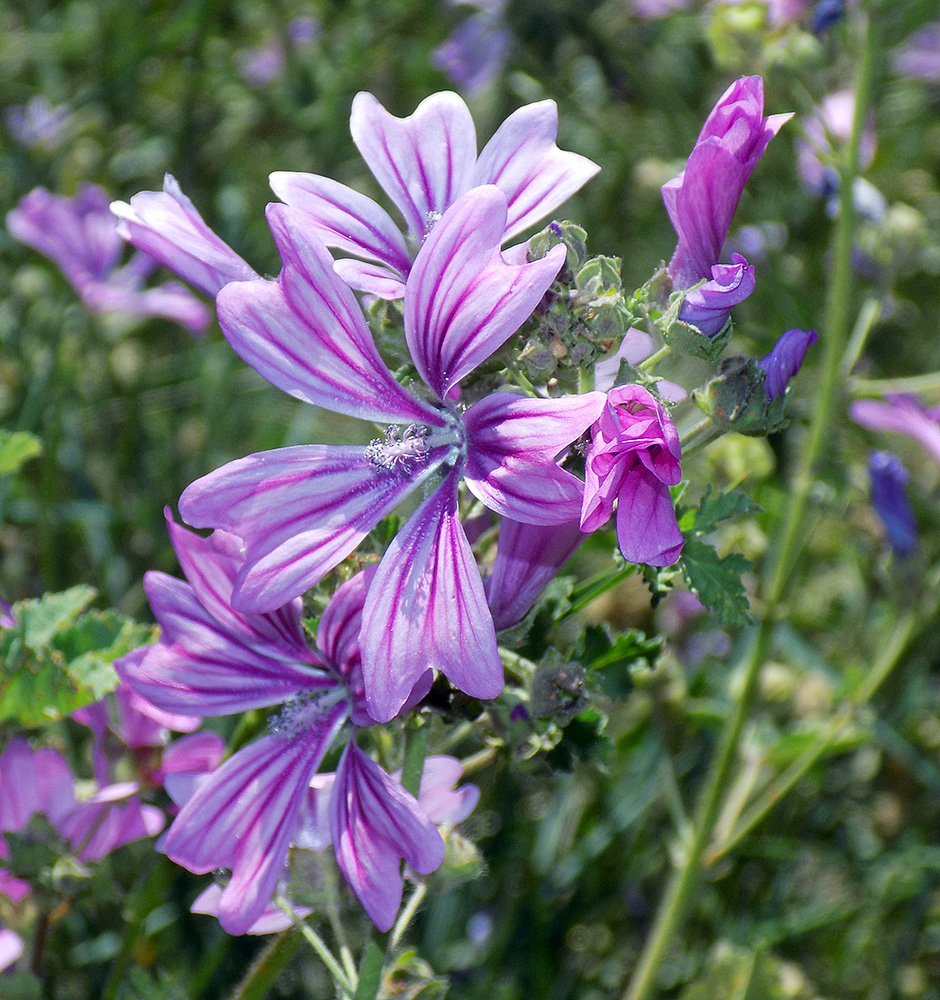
[621,18,876,1000]
[275,897,356,997]
[391,883,428,949]
[227,928,301,1000]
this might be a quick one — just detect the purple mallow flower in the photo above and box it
[758,328,818,400]
[663,77,790,333]
[892,20,940,83]
[679,253,755,337]
[6,184,209,333]
[117,513,470,933]
[580,385,684,567]
[432,0,511,95]
[850,395,940,469]
[4,96,74,151]
[266,90,599,299]
[868,451,917,557]
[176,188,606,722]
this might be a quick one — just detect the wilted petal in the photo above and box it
[406,187,566,398]
[463,390,606,523]
[217,206,438,425]
[475,100,600,241]
[486,517,585,630]
[350,91,477,242]
[268,172,411,275]
[360,471,503,722]
[117,573,328,716]
[180,445,440,612]
[614,467,684,567]
[165,714,345,936]
[112,175,258,296]
[331,743,444,931]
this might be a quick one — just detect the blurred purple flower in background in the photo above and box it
[0,926,23,972]
[868,451,918,557]
[4,96,74,151]
[758,328,818,400]
[663,76,790,334]
[850,395,940,468]
[580,384,684,567]
[432,0,511,94]
[892,20,940,83]
[236,39,285,87]
[7,184,209,333]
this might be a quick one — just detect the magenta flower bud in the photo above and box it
[663,76,791,289]
[758,328,818,400]
[111,174,258,297]
[580,385,684,567]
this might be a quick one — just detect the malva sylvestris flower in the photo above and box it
[175,187,606,723]
[117,512,469,934]
[111,91,598,304]
[580,384,684,567]
[662,76,791,334]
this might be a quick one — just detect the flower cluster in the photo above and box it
[99,80,805,937]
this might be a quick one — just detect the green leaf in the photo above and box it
[681,538,752,627]
[0,590,154,725]
[574,624,662,699]
[692,484,762,535]
[13,585,97,647]
[0,429,42,476]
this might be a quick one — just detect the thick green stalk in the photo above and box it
[621,19,876,1000]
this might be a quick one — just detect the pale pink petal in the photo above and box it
[405,186,566,398]
[360,472,503,722]
[350,91,477,242]
[475,100,600,240]
[179,445,442,613]
[191,883,311,934]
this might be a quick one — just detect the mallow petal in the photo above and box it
[164,714,345,936]
[850,396,940,469]
[332,259,407,300]
[191,883,312,935]
[678,253,755,337]
[165,509,309,655]
[316,567,374,676]
[360,471,503,722]
[331,743,445,932]
[475,99,601,241]
[111,175,258,296]
[350,91,477,242]
[614,467,684,567]
[463,391,606,523]
[180,446,443,613]
[268,171,411,274]
[117,573,328,716]
[406,187,566,398]
[217,206,439,425]
[486,517,586,631]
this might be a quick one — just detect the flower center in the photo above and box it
[366,423,432,474]
[268,686,348,740]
